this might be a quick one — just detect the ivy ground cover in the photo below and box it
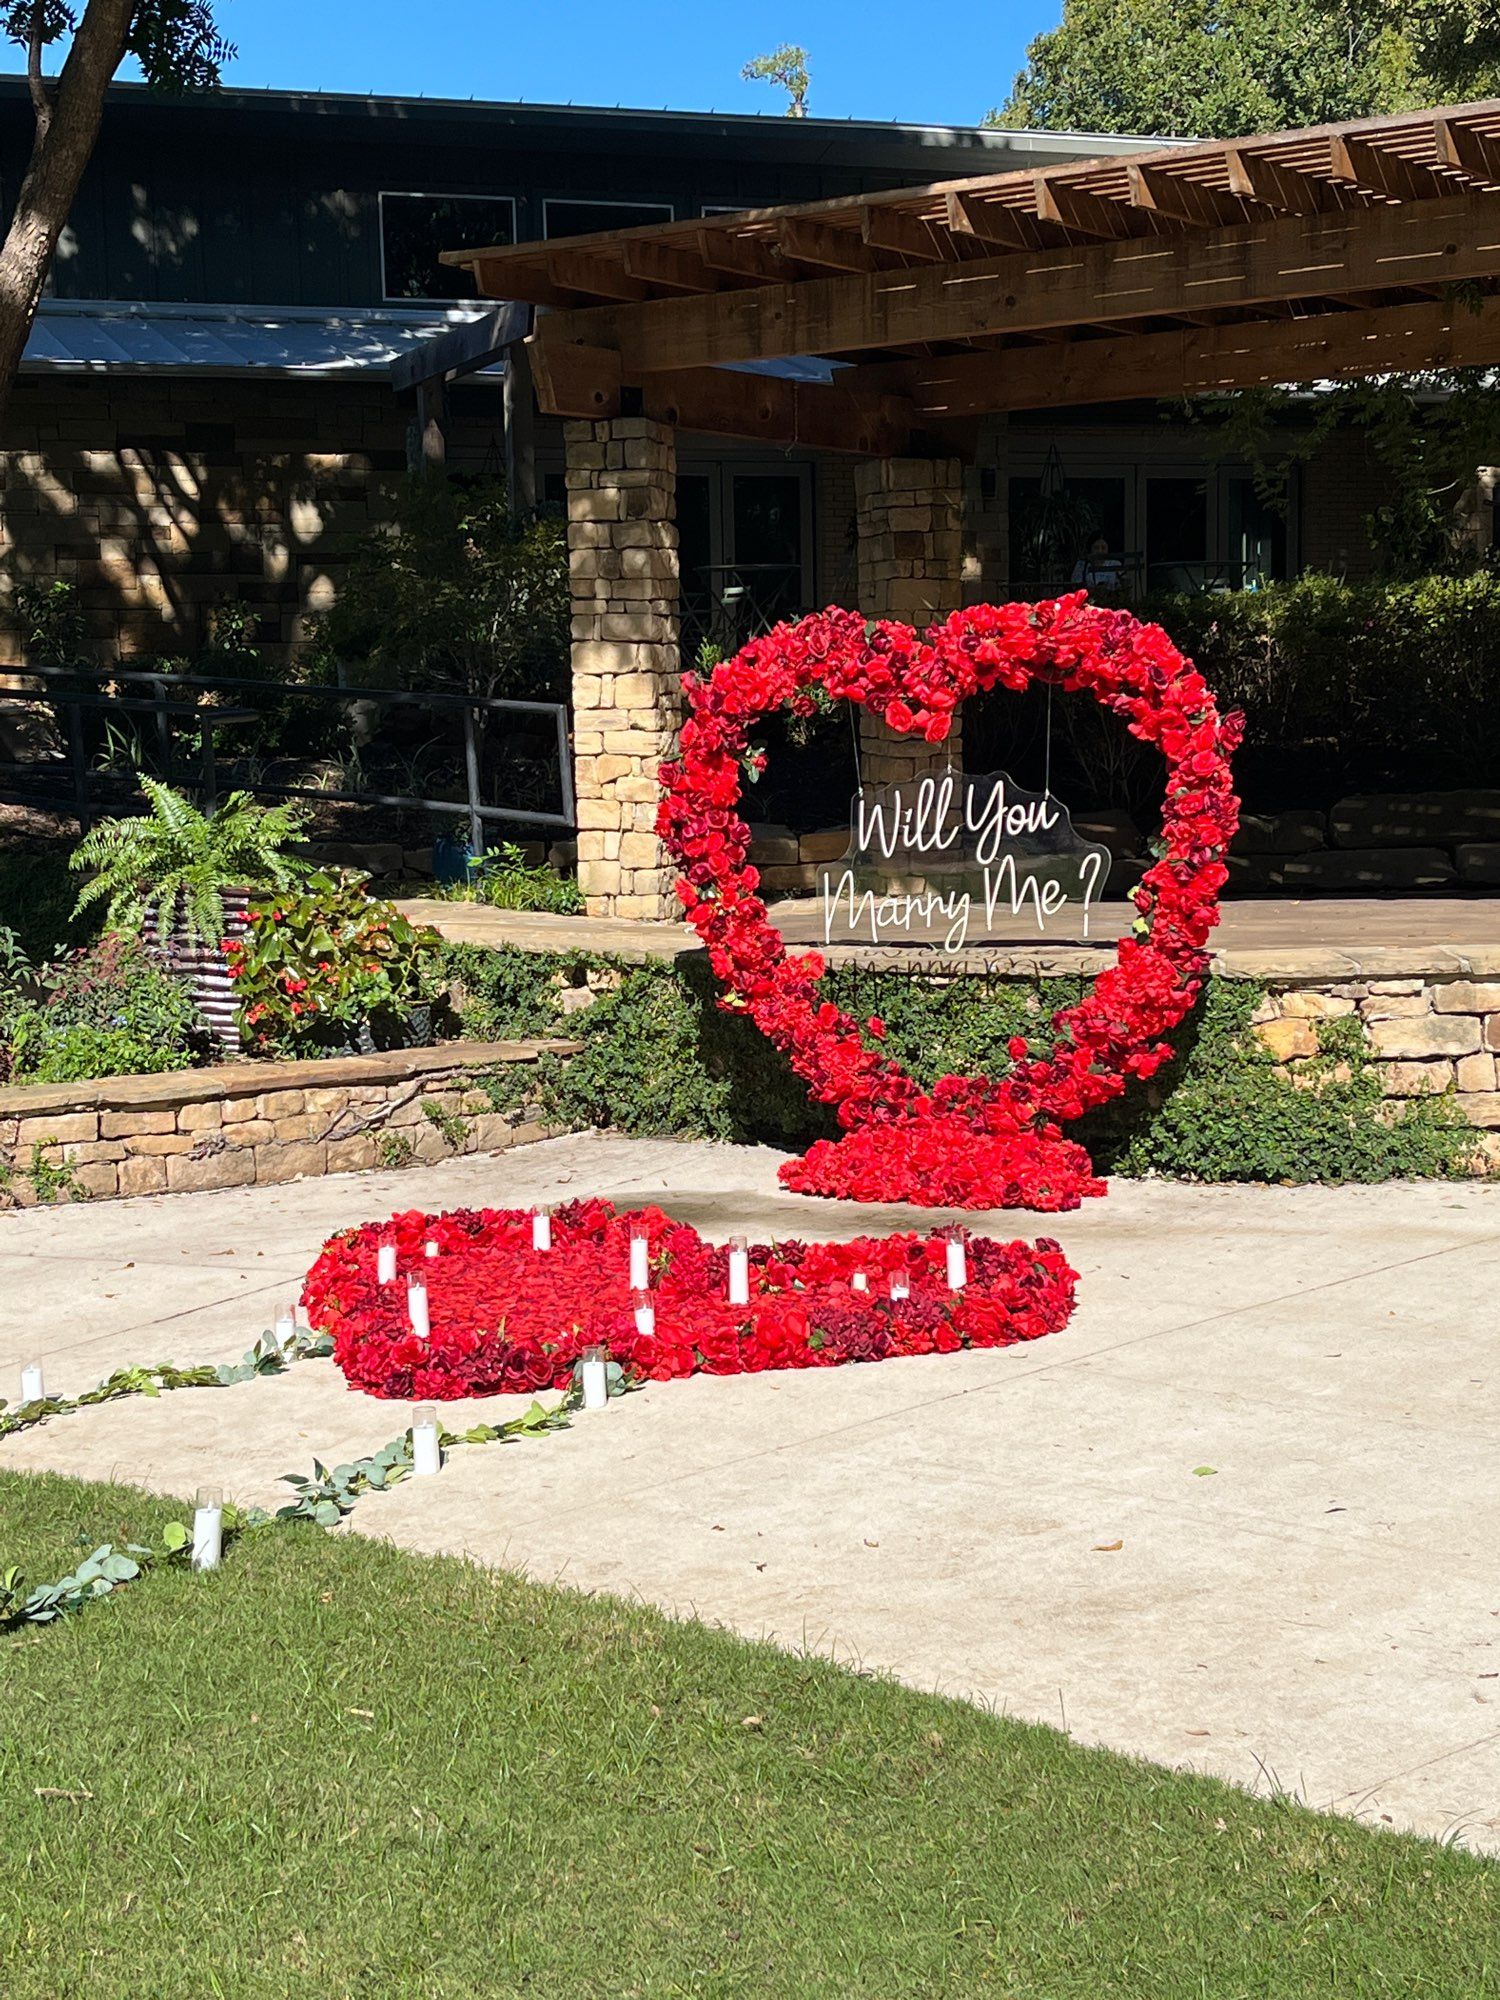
[303,1199,1077,1400]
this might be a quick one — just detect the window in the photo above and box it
[379,192,517,303]
[542,198,673,240]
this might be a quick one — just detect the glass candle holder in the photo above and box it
[376,1241,398,1285]
[424,1239,440,1260]
[632,1289,656,1337]
[407,1279,431,1340]
[531,1206,553,1252]
[628,1225,651,1291]
[19,1361,44,1403]
[889,1270,911,1302]
[191,1486,224,1571]
[727,1234,751,1307]
[944,1227,968,1292]
[580,1343,609,1412]
[411,1404,441,1477]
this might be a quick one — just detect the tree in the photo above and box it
[990,0,1499,139]
[0,3,231,433]
[742,44,810,118]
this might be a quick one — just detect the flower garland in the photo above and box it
[657,596,1242,1210]
[303,1201,1077,1401]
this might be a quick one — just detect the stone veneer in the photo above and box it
[565,416,681,922]
[0,1039,568,1207]
[1250,977,1500,1166]
[855,456,964,790]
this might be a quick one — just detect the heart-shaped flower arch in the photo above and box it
[658,595,1243,1212]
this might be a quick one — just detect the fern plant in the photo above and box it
[70,780,312,944]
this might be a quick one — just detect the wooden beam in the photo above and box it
[692,229,783,282]
[1224,148,1328,216]
[861,207,950,261]
[528,191,1500,378]
[1128,162,1247,229]
[776,218,885,273]
[548,252,650,303]
[897,296,1500,416]
[468,256,582,309]
[1329,133,1448,204]
[1034,174,1140,240]
[621,240,720,294]
[640,367,914,455]
[527,338,622,419]
[1434,116,1500,189]
[944,189,1032,250]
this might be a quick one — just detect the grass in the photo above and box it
[3,1466,1498,1999]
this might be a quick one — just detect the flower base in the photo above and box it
[779,1117,1106,1212]
[303,1199,1079,1401]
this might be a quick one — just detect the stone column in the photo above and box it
[854,456,965,788]
[566,416,681,921]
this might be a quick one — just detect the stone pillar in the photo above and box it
[566,416,681,921]
[854,456,965,789]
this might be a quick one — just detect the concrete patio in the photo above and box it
[3,1133,1500,1853]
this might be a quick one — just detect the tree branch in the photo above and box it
[27,7,52,140]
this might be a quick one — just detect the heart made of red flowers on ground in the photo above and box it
[658,596,1242,1213]
[302,1200,1078,1401]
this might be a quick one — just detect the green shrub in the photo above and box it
[6,934,201,1084]
[440,944,1473,1184]
[440,841,585,915]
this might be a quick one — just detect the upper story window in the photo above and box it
[380,192,517,303]
[542,198,673,240]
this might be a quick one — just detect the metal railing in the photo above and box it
[0,666,575,854]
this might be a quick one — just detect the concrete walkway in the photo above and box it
[4,1135,1500,1853]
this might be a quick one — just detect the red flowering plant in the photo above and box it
[302,1199,1077,1400]
[657,596,1242,1210]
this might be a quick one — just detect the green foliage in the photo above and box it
[0,1530,193,1632]
[0,846,94,962]
[11,574,89,670]
[4,932,200,1084]
[21,1140,84,1205]
[990,0,1496,138]
[1137,570,1500,789]
[232,872,442,1053]
[70,778,312,944]
[421,1099,471,1151]
[307,476,569,703]
[439,840,585,914]
[3,2,233,93]
[375,1130,416,1170]
[741,43,811,115]
[443,944,1475,1185]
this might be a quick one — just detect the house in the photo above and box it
[0,76,1391,673]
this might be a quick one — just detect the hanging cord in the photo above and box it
[1043,677,1055,799]
[849,699,864,795]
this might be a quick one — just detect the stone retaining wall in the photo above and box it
[1251,976,1500,1168]
[0,1038,569,1207]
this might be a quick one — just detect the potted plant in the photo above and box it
[69,779,312,1051]
[226,872,444,1057]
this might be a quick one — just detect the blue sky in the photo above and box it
[163,2,1062,128]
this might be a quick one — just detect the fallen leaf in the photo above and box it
[1192,1466,1217,1478]
[1186,1728,1211,1737]
[1093,1539,1123,1552]
[863,1538,879,1548]
[741,1715,764,1730]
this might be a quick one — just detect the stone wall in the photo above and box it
[855,456,964,789]
[565,416,681,921]
[0,1038,565,1207]
[1251,976,1500,1166]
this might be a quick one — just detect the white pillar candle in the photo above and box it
[851,1270,869,1294]
[727,1236,750,1307]
[531,1207,552,1252]
[945,1231,968,1292]
[411,1404,441,1476]
[20,1361,44,1403]
[581,1345,609,1412]
[274,1309,296,1354]
[632,1291,656,1337]
[628,1227,650,1292]
[889,1271,911,1302]
[191,1486,224,1572]
[376,1242,397,1285]
[424,1239,440,1260]
[407,1279,431,1340]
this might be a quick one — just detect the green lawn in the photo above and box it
[2,1468,1496,1999]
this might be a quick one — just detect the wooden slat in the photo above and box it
[532,191,1500,377]
[1329,132,1449,204]
[1129,162,1247,229]
[1035,174,1144,239]
[548,252,650,303]
[621,241,720,294]
[1434,115,1500,188]
[897,295,1500,415]
[944,189,1032,250]
[777,218,885,273]
[692,229,784,282]
[1224,148,1328,216]
[861,207,951,261]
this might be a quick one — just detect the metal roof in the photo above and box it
[20,298,507,379]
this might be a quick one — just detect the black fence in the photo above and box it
[0,666,574,856]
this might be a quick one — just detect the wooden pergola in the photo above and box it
[446,98,1500,452]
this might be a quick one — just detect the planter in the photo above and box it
[144,888,252,1057]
